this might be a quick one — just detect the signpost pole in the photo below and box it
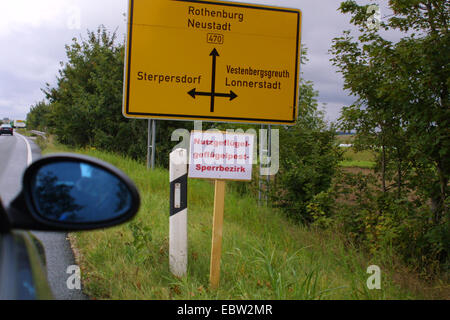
[266,124,271,205]
[147,120,151,169]
[210,179,226,290]
[258,125,263,206]
[259,125,270,206]
[147,120,157,170]
[151,119,156,169]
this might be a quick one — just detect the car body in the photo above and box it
[0,153,141,299]
[0,124,13,136]
[0,221,54,299]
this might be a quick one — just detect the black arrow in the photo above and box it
[210,48,219,112]
[187,48,238,112]
[188,88,238,101]
[216,91,238,100]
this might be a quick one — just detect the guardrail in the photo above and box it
[29,130,47,140]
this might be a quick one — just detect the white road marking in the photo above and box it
[16,132,32,165]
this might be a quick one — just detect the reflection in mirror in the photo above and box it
[30,161,133,223]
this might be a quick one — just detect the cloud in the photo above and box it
[0,0,127,120]
[0,0,73,37]
[0,83,43,120]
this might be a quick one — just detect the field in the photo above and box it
[337,135,376,169]
[39,140,447,300]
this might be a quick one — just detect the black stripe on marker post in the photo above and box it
[170,173,188,216]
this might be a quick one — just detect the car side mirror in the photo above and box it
[7,153,140,231]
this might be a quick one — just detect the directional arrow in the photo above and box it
[187,48,238,112]
[188,88,238,101]
[210,48,219,112]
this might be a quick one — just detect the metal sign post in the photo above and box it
[266,124,271,204]
[151,119,156,168]
[258,125,264,206]
[259,125,272,206]
[147,119,157,170]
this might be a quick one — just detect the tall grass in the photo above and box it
[42,143,433,299]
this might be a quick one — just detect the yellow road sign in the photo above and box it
[123,0,302,125]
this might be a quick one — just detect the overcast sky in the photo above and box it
[0,0,397,123]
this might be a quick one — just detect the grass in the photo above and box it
[340,160,375,169]
[40,140,442,300]
[339,148,376,169]
[336,135,376,169]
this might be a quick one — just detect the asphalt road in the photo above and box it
[0,133,88,300]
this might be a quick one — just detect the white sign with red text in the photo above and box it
[188,130,254,181]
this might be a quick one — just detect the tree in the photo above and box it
[330,0,449,268]
[43,27,124,146]
[331,0,449,220]
[38,26,150,160]
[331,29,411,197]
[27,100,52,131]
[270,49,341,223]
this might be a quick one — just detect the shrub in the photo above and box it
[270,119,341,224]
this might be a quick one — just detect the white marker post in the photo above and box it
[169,148,188,277]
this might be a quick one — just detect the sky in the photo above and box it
[0,0,396,123]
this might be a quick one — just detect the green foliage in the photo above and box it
[329,0,449,272]
[269,81,342,223]
[307,190,335,229]
[128,221,153,252]
[322,170,449,275]
[26,100,52,131]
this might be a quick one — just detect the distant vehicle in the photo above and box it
[13,120,26,128]
[0,124,13,136]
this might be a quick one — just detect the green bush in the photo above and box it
[324,170,449,275]
[270,114,342,223]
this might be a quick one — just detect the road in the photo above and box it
[0,133,87,300]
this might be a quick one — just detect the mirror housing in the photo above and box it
[7,153,140,231]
